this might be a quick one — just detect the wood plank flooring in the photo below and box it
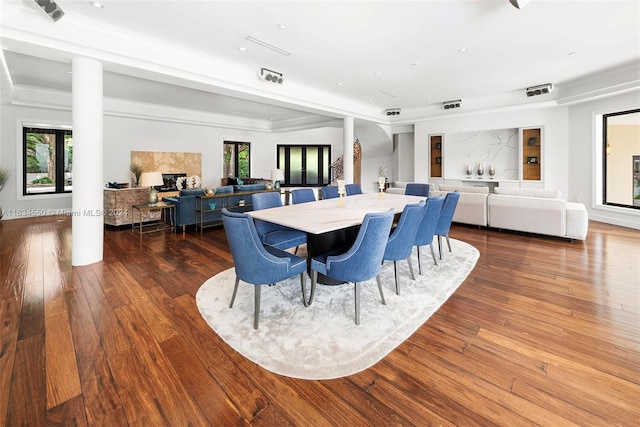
[1,215,638,426]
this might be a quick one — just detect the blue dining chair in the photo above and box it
[221,209,308,329]
[382,201,426,295]
[291,188,316,204]
[435,191,460,260]
[321,185,340,199]
[405,183,430,197]
[345,183,363,195]
[414,195,445,272]
[251,192,307,252]
[309,209,394,325]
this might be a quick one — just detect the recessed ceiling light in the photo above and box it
[277,24,288,30]
[374,71,382,76]
[239,46,247,52]
[458,48,469,53]
[411,62,418,66]
[92,2,104,8]
[568,51,579,56]
[337,82,343,86]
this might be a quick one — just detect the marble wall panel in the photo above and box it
[130,151,202,182]
[445,128,519,180]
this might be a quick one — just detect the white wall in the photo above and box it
[568,91,640,230]
[0,105,344,219]
[0,106,74,219]
[414,106,570,198]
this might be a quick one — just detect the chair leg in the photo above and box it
[376,276,386,305]
[445,234,452,252]
[429,243,438,266]
[438,235,443,260]
[253,285,261,330]
[416,245,423,275]
[299,272,308,307]
[354,282,360,325]
[309,270,318,305]
[229,275,240,308]
[406,256,415,280]
[393,261,400,295]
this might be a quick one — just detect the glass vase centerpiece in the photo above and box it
[477,162,484,179]
[337,179,346,206]
[378,176,386,198]
[466,164,473,179]
[489,164,496,179]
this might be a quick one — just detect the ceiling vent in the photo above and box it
[443,99,462,110]
[526,83,553,97]
[385,108,401,116]
[258,68,283,84]
[31,0,65,21]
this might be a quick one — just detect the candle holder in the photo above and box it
[489,164,495,179]
[477,162,484,179]
[378,177,386,198]
[337,180,346,207]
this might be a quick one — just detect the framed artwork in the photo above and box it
[435,157,442,164]
[526,156,538,164]
[527,136,538,146]
[435,142,442,149]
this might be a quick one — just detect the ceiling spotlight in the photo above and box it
[443,99,462,110]
[32,0,65,21]
[525,83,553,97]
[258,68,284,84]
[508,0,531,9]
[385,108,401,116]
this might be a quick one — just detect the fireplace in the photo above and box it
[161,173,187,192]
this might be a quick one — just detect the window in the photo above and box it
[23,126,73,195]
[277,145,331,187]
[223,141,250,179]
[603,109,640,210]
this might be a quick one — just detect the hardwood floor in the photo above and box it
[1,215,638,426]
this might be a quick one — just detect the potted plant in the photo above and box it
[0,167,10,220]
[130,162,144,187]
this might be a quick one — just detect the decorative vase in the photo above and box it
[204,186,216,196]
[489,165,495,179]
[466,164,473,179]
[477,162,484,178]
[147,187,158,205]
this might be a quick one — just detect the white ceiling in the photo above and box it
[1,0,639,129]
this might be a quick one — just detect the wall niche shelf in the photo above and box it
[430,134,443,178]
[522,127,542,181]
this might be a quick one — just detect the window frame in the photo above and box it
[223,141,251,179]
[277,144,331,187]
[22,124,73,196]
[602,108,640,211]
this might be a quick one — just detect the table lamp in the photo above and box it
[140,172,164,205]
[271,169,284,189]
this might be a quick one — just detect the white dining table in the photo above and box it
[249,192,426,284]
[248,192,425,235]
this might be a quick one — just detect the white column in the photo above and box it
[72,57,103,266]
[343,117,354,183]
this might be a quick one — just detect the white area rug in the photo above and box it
[196,239,478,380]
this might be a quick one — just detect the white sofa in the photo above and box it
[488,188,588,240]
[431,185,489,227]
[386,181,410,194]
[387,181,434,195]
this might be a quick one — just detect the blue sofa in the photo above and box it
[163,183,272,232]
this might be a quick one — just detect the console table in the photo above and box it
[131,202,175,236]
